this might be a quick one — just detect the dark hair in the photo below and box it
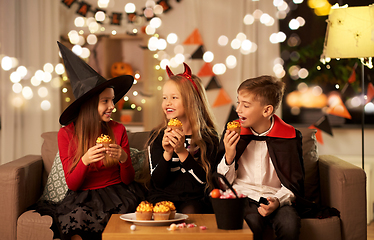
[69,89,115,172]
[238,75,285,114]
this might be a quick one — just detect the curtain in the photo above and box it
[0,0,279,164]
[154,0,280,131]
[0,0,60,164]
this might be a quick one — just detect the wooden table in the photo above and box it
[103,214,253,240]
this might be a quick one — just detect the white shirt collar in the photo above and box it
[250,116,274,136]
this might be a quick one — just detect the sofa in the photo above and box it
[0,128,367,240]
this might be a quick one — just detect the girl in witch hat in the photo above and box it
[145,63,219,213]
[33,42,145,240]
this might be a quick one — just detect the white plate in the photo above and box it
[120,213,189,226]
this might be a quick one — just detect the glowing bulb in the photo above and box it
[41,100,51,111]
[243,14,255,25]
[22,86,33,100]
[10,72,21,83]
[12,83,22,93]
[38,87,48,98]
[43,63,54,73]
[203,51,214,63]
[125,3,136,13]
[167,33,178,44]
[226,55,237,69]
[74,17,85,27]
[150,17,162,29]
[87,34,98,45]
[212,63,226,75]
[55,63,65,75]
[95,11,106,22]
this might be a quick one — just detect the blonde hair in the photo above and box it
[147,74,218,188]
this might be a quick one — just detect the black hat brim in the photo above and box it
[59,74,134,125]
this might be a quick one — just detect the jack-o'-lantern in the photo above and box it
[111,62,134,78]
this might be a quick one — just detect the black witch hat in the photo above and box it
[57,41,133,125]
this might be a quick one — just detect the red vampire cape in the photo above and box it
[214,115,339,218]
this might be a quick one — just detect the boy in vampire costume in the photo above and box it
[215,76,338,240]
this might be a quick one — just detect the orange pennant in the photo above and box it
[347,64,357,84]
[326,103,352,119]
[183,28,204,45]
[366,82,374,103]
[308,125,323,145]
[197,62,215,77]
[212,88,232,107]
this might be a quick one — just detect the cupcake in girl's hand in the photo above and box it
[135,201,153,220]
[156,201,176,219]
[168,118,183,131]
[96,134,116,167]
[153,204,170,220]
[227,121,241,135]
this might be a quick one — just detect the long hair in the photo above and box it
[147,74,218,188]
[68,90,115,172]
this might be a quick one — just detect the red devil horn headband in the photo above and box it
[166,62,199,93]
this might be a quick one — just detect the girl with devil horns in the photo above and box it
[145,63,219,213]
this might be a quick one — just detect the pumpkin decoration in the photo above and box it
[111,62,134,78]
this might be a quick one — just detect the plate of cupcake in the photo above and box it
[120,201,188,226]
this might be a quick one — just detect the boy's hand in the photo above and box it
[258,197,280,217]
[223,129,240,165]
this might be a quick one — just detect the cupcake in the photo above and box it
[156,201,176,219]
[135,201,153,220]
[96,134,117,167]
[227,121,241,135]
[168,118,183,131]
[153,203,170,220]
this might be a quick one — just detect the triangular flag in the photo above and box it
[326,103,352,119]
[212,88,232,107]
[308,125,323,145]
[326,94,352,119]
[191,45,205,59]
[314,115,333,136]
[197,62,215,77]
[226,105,238,122]
[205,76,221,90]
[183,28,204,45]
[366,82,374,103]
[348,63,358,84]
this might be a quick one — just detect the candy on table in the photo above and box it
[130,224,136,231]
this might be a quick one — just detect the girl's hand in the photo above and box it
[82,144,105,166]
[168,128,188,162]
[162,128,174,160]
[107,144,128,163]
[258,197,280,217]
[223,130,240,165]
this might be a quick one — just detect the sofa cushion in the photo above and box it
[41,131,59,188]
[40,151,68,202]
[40,147,147,201]
[297,128,320,203]
[130,147,147,181]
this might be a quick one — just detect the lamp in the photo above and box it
[321,4,374,169]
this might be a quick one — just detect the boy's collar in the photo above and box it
[239,115,296,138]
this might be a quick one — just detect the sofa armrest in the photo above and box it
[0,155,44,240]
[318,154,367,240]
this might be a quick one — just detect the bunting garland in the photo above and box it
[60,0,176,27]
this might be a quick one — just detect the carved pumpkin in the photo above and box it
[111,62,134,78]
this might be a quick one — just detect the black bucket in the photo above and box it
[211,173,246,230]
